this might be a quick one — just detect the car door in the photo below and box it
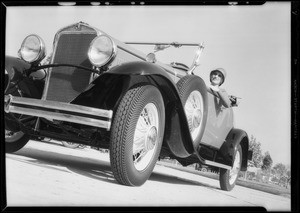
[200,89,234,149]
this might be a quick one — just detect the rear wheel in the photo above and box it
[110,85,165,186]
[219,144,242,191]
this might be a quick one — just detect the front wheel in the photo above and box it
[219,144,242,191]
[110,85,165,186]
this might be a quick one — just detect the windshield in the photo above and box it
[126,42,204,74]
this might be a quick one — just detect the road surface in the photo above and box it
[4,140,290,210]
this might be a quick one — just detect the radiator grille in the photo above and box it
[45,33,96,103]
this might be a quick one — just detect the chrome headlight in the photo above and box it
[18,34,46,63]
[88,35,117,67]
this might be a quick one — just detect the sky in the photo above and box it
[5,2,291,166]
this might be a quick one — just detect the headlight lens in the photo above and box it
[19,34,46,63]
[88,35,117,67]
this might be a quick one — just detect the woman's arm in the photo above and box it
[216,88,232,108]
[207,86,235,108]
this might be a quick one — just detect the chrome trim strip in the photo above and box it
[5,95,113,131]
[204,160,232,170]
[8,106,111,130]
[8,96,113,118]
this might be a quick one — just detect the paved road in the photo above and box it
[5,140,290,210]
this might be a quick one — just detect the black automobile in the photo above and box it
[5,22,252,191]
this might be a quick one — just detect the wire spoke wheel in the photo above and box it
[133,103,159,171]
[110,85,165,186]
[184,90,204,141]
[176,75,208,146]
[219,144,242,191]
[229,150,241,185]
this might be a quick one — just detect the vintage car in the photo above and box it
[4,22,252,191]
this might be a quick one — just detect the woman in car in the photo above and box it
[208,68,238,107]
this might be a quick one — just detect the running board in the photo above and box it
[4,95,113,131]
[204,160,232,170]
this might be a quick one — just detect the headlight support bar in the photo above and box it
[28,63,100,75]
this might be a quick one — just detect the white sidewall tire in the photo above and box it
[219,144,242,191]
[110,85,165,186]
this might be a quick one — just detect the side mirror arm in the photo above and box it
[188,42,204,75]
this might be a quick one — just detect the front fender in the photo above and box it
[107,61,172,77]
[5,55,31,82]
[109,62,196,157]
[5,56,44,99]
[216,128,249,171]
[75,61,195,157]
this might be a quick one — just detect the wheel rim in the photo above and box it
[229,150,241,185]
[133,103,159,171]
[184,90,204,141]
[5,130,25,143]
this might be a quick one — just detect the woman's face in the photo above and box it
[210,71,223,86]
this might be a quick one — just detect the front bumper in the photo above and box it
[4,95,113,130]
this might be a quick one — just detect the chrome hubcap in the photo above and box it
[144,126,158,152]
[184,91,204,141]
[192,108,202,129]
[133,103,159,171]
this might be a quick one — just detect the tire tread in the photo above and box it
[110,86,146,185]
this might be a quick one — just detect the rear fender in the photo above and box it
[216,128,249,171]
[73,61,195,157]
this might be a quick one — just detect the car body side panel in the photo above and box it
[201,90,234,149]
